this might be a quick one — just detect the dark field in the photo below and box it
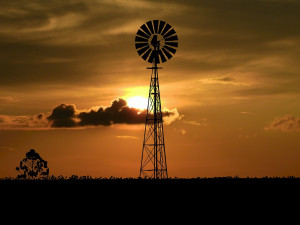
[2,177,299,201]
[2,176,300,185]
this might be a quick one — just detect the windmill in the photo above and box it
[135,20,178,179]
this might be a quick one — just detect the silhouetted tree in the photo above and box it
[16,149,49,179]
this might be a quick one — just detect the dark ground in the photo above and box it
[2,176,300,187]
[2,177,299,207]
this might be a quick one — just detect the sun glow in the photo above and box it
[123,86,149,110]
[127,96,148,110]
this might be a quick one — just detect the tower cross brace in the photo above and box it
[139,42,168,179]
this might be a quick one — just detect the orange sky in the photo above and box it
[1,0,300,178]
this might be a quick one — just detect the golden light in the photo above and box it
[123,86,149,110]
[127,96,148,110]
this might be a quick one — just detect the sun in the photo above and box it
[127,96,148,110]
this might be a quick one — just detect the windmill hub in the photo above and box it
[149,34,163,49]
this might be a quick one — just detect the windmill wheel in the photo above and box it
[135,20,178,64]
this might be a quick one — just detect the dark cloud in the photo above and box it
[47,104,77,127]
[163,0,300,84]
[161,0,300,39]
[0,0,147,87]
[37,114,44,120]
[1,0,300,83]
[265,115,300,132]
[47,98,180,128]
[233,77,300,97]
[1,0,300,100]
[213,77,235,82]
[0,0,88,30]
[78,98,146,126]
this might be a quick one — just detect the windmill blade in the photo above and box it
[158,21,166,34]
[137,45,150,56]
[162,48,173,60]
[165,35,178,42]
[140,24,151,36]
[164,45,176,54]
[148,50,160,64]
[142,48,152,61]
[137,29,149,39]
[163,29,176,39]
[165,41,178,47]
[148,50,155,63]
[157,50,167,63]
[161,23,171,36]
[135,42,148,49]
[153,20,159,33]
[135,36,148,42]
[146,21,154,34]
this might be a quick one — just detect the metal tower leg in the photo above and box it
[139,50,168,179]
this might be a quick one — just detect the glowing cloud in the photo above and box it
[265,115,300,132]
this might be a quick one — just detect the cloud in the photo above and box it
[116,136,138,139]
[2,0,299,117]
[0,97,18,104]
[0,114,48,129]
[183,117,207,126]
[1,0,300,107]
[174,128,186,135]
[199,76,249,86]
[0,98,181,130]
[240,111,255,115]
[265,115,300,132]
[180,129,186,135]
[162,108,183,125]
[183,120,201,126]
[0,0,144,87]
[77,99,145,126]
[47,104,78,127]
[47,98,181,128]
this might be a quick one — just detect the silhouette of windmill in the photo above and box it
[135,20,178,179]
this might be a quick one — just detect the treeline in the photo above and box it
[1,175,299,182]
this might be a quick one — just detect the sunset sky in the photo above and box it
[1,0,300,178]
